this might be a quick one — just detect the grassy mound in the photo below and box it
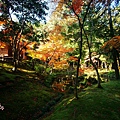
[44,80,120,120]
[0,68,59,120]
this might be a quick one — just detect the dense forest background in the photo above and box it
[0,0,120,120]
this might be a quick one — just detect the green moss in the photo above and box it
[44,81,120,120]
[0,69,57,120]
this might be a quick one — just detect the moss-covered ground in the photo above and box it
[43,80,120,120]
[0,62,120,120]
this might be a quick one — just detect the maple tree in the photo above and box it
[51,0,91,98]
[71,0,120,89]
[0,21,34,53]
[26,19,78,70]
[0,0,49,71]
[51,0,118,97]
[71,0,84,14]
[27,33,74,70]
[102,36,120,53]
[71,0,95,98]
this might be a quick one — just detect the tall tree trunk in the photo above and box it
[13,37,19,72]
[71,0,93,99]
[75,25,83,99]
[108,3,119,79]
[8,12,18,72]
[12,20,25,72]
[112,48,119,79]
[13,35,18,72]
[117,51,120,67]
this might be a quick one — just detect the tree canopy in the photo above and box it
[0,0,48,22]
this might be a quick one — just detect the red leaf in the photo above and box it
[72,0,84,14]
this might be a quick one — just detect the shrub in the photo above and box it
[34,64,45,74]
[107,71,116,79]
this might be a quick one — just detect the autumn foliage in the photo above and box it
[72,0,84,14]
[102,36,120,52]
[28,39,74,70]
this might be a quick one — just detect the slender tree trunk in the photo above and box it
[75,57,80,99]
[117,52,120,67]
[83,28,102,88]
[108,4,114,37]
[71,0,94,99]
[13,36,17,72]
[92,63,102,88]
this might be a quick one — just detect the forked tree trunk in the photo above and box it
[83,28,102,88]
[12,21,25,72]
[72,0,94,99]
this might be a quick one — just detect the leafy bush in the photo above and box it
[34,64,45,74]
[107,71,116,79]
[18,60,33,70]
[45,67,51,73]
